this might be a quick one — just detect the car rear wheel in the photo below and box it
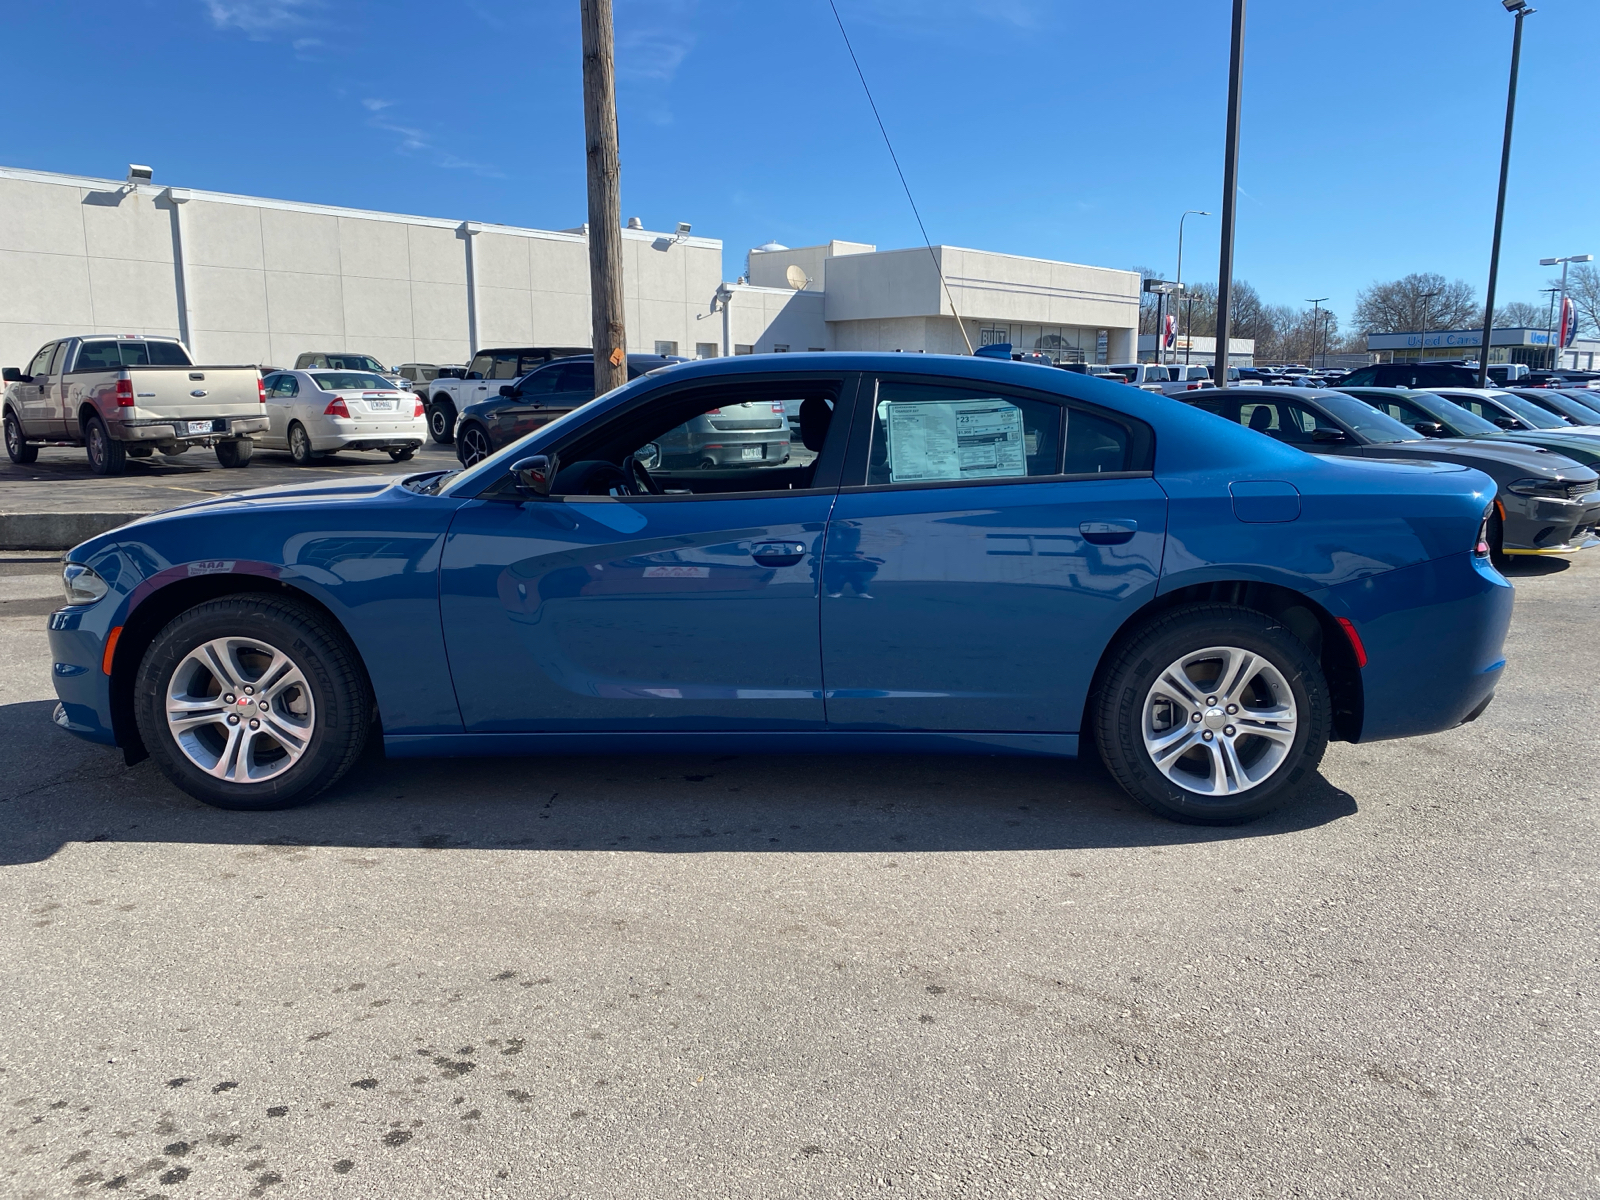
[388,446,416,462]
[86,416,127,475]
[428,398,456,445]
[133,594,372,811]
[457,423,492,466]
[215,438,254,468]
[1094,604,1330,825]
[4,412,37,463]
[288,422,317,466]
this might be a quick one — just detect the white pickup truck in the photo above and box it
[422,344,586,444]
[3,335,267,474]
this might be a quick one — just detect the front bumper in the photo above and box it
[1501,490,1600,554]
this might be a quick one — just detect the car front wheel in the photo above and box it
[5,411,38,463]
[133,594,372,810]
[457,423,493,466]
[1094,604,1330,824]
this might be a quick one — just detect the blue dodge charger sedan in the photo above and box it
[46,353,1513,824]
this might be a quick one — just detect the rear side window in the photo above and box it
[47,343,69,374]
[556,362,594,394]
[867,380,1062,485]
[488,353,523,380]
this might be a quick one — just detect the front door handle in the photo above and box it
[1079,520,1137,545]
[751,541,807,566]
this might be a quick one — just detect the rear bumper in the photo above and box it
[118,415,269,442]
[313,417,429,451]
[1317,551,1514,743]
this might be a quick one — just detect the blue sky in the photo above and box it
[5,0,1595,331]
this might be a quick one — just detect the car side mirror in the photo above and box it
[467,371,483,380]
[499,385,515,397]
[1311,428,1347,443]
[511,454,556,497]
[1412,421,1446,437]
[1492,416,1519,429]
[636,442,661,470]
[1,367,21,383]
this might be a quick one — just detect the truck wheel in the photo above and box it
[86,416,128,476]
[1094,604,1330,825]
[288,422,317,466]
[215,439,254,468]
[132,593,372,811]
[428,398,456,445]
[4,411,37,464]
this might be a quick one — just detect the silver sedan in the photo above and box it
[259,370,427,465]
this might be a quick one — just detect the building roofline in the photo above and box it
[0,163,722,250]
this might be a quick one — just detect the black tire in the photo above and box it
[215,439,254,468]
[4,411,37,464]
[132,594,372,811]
[1094,604,1330,825]
[388,446,416,463]
[428,398,456,445]
[1487,507,1508,570]
[86,415,127,476]
[288,422,317,466]
[456,423,493,466]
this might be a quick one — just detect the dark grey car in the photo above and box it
[1180,386,1600,561]
[651,398,791,469]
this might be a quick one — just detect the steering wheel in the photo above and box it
[621,453,663,496]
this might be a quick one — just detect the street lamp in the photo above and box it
[1540,284,1562,369]
[1539,253,1593,370]
[1306,297,1328,369]
[1477,0,1535,388]
[1213,0,1247,388]
[1176,210,1210,367]
[1417,289,1440,365]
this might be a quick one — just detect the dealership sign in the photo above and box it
[1366,327,1555,351]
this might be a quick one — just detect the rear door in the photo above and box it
[819,373,1167,734]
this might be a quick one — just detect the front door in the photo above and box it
[820,374,1168,733]
[15,343,56,436]
[438,373,856,732]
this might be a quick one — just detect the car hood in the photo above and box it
[1366,437,1596,483]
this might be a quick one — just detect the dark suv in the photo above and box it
[1337,363,1483,389]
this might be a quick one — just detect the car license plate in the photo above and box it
[741,445,763,460]
[187,420,215,435]
[366,398,396,411]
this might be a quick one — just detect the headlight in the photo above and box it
[1506,477,1586,500]
[61,562,109,606]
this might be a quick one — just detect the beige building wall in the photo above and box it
[0,166,725,374]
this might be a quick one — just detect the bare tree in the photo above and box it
[1352,273,1479,334]
[1132,266,1164,335]
[1493,300,1546,328]
[1557,263,1600,337]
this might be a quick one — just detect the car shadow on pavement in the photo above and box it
[0,700,1358,866]
[1500,557,1570,578]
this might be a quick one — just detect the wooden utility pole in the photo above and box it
[581,0,627,396]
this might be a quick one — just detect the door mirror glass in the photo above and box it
[512,454,556,497]
[635,442,661,470]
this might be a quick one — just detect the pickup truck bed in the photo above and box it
[4,336,267,474]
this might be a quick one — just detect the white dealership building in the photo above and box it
[0,163,1140,374]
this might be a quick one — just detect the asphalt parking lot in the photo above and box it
[1,547,1596,1198]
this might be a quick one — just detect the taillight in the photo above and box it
[1335,617,1368,668]
[257,376,267,404]
[414,398,426,417]
[1187,383,1201,390]
[771,403,785,413]
[114,378,135,407]
[706,407,721,415]
[1474,504,1494,558]
[324,397,350,418]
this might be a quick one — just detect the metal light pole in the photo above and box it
[1477,0,1534,389]
[1306,297,1328,369]
[1540,284,1561,369]
[1416,289,1440,366]
[1540,253,1593,371]
[1177,210,1210,369]
[1213,0,1247,387]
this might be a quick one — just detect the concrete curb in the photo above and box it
[0,511,155,551]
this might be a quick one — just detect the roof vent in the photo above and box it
[754,240,788,253]
[626,216,643,229]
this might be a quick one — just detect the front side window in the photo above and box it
[468,354,493,379]
[516,365,564,397]
[325,355,385,372]
[29,343,57,377]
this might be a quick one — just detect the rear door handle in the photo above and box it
[751,541,807,566]
[1079,520,1137,545]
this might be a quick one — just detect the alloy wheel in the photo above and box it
[1141,645,1297,796]
[165,636,316,783]
[459,426,491,466]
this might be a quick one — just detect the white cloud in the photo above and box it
[366,109,503,178]
[613,0,700,125]
[362,98,393,112]
[204,0,318,38]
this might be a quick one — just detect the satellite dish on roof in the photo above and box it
[786,264,810,291]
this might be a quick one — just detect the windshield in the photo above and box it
[1406,392,1502,435]
[1546,391,1600,423]
[311,372,395,392]
[1316,394,1417,444]
[1487,390,1569,429]
[324,355,387,372]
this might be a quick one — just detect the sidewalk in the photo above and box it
[0,442,460,549]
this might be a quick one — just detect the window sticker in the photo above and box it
[886,398,1027,483]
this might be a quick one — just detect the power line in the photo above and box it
[825,0,974,354]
